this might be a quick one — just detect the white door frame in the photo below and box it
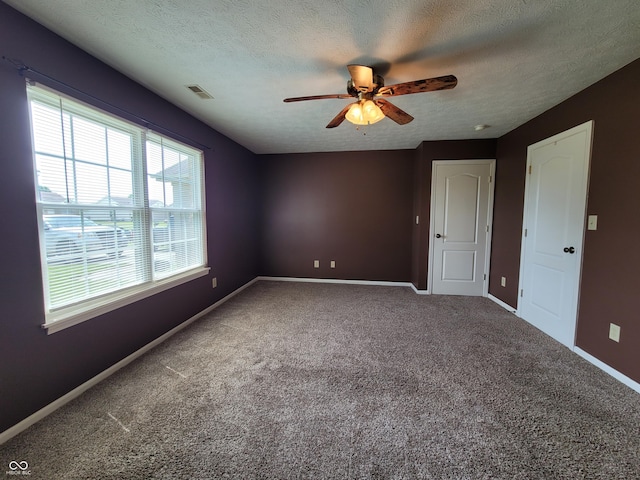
[516,121,593,347]
[427,159,496,295]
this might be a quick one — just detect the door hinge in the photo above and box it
[524,228,528,237]
[520,289,524,297]
[486,225,489,233]
[484,274,487,280]
[488,175,492,183]
[528,165,532,175]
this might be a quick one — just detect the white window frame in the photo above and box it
[27,83,209,334]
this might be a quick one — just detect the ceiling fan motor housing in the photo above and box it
[347,75,385,97]
[347,80,359,97]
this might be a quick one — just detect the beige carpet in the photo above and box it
[2,281,639,479]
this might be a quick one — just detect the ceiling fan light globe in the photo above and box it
[363,100,384,124]
[345,103,363,124]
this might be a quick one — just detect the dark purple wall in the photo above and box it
[492,58,640,383]
[0,3,260,432]
[411,140,498,290]
[488,135,527,307]
[259,150,415,281]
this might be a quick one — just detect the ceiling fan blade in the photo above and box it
[326,103,354,129]
[375,99,414,125]
[347,64,374,92]
[284,93,353,102]
[377,75,457,97]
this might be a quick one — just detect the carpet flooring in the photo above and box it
[2,281,640,479]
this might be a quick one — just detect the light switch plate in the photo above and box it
[588,215,598,230]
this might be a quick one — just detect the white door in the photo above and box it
[430,160,495,296]
[518,121,593,348]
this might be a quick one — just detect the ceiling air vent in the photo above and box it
[186,85,213,100]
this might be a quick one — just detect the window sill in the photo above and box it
[43,267,211,334]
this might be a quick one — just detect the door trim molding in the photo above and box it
[427,159,496,295]
[516,120,594,347]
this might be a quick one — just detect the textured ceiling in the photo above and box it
[4,0,640,154]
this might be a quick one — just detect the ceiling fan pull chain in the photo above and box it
[356,124,368,136]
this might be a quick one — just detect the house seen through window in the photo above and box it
[27,83,207,332]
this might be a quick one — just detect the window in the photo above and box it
[27,83,208,333]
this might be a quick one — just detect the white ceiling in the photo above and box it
[5,0,640,154]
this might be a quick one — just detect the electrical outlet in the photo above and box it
[212,277,217,288]
[330,260,336,268]
[314,260,319,268]
[609,323,621,342]
[501,276,506,287]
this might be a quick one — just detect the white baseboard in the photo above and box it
[410,284,429,295]
[0,277,259,445]
[573,347,640,394]
[487,293,517,313]
[259,275,429,294]
[257,276,414,289]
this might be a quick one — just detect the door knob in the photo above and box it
[563,246,575,254]
[435,233,442,238]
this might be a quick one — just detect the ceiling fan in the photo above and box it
[283,65,457,128]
